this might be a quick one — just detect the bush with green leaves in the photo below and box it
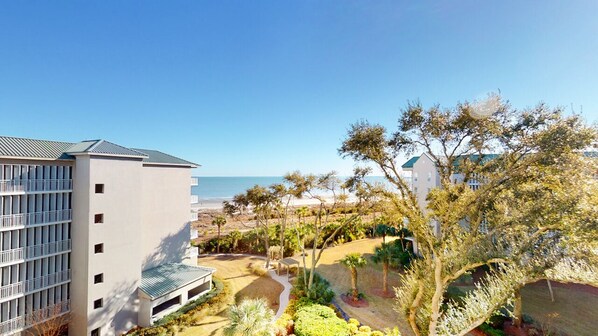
[294,304,350,336]
[224,298,276,336]
[291,270,335,305]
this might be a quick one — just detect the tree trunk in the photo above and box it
[383,262,389,293]
[513,288,522,328]
[217,225,221,254]
[428,256,444,336]
[547,279,555,302]
[351,267,359,301]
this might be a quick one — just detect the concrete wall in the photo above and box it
[71,155,144,336]
[139,165,192,271]
[412,153,440,211]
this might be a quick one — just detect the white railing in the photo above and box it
[0,282,23,300]
[0,180,25,193]
[191,177,198,186]
[0,299,71,335]
[0,179,72,194]
[0,248,24,265]
[0,210,71,231]
[25,240,71,259]
[27,209,72,225]
[0,214,26,229]
[0,316,24,335]
[190,195,199,204]
[24,270,71,293]
[190,228,199,240]
[190,212,198,222]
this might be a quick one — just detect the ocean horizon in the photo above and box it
[191,175,389,201]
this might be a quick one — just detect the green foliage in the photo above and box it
[224,298,276,336]
[291,270,335,305]
[294,304,350,336]
[478,322,507,336]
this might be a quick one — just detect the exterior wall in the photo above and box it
[71,155,144,336]
[139,166,192,270]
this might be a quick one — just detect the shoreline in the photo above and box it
[193,195,358,211]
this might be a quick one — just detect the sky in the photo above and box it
[0,1,597,176]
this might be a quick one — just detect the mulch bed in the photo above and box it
[340,293,369,307]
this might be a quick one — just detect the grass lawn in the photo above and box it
[179,255,284,336]
[293,238,414,335]
[521,283,598,335]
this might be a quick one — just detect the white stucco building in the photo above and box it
[0,136,213,335]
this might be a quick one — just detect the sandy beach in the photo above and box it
[193,195,359,211]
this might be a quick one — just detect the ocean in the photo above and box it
[192,176,390,203]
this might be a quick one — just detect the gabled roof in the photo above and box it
[140,263,215,299]
[133,148,199,168]
[401,156,420,169]
[0,136,200,167]
[67,140,148,158]
[0,136,75,160]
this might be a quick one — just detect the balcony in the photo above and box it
[0,299,70,335]
[0,270,71,302]
[190,228,199,240]
[0,210,72,231]
[24,270,71,293]
[190,195,199,204]
[25,240,72,260]
[191,177,198,186]
[0,179,72,194]
[190,212,198,222]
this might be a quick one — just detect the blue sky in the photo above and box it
[1,1,596,176]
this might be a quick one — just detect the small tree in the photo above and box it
[224,298,275,336]
[340,253,367,301]
[212,215,227,254]
[25,304,70,336]
[229,230,242,252]
[371,242,401,294]
[375,223,396,243]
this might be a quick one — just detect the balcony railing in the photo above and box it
[25,240,71,260]
[0,214,26,230]
[24,270,71,293]
[190,212,198,222]
[0,248,24,265]
[191,177,198,186]
[0,282,23,301]
[190,228,199,240]
[0,210,72,231]
[0,299,70,335]
[190,195,199,204]
[0,179,72,194]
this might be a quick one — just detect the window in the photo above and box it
[94,273,104,284]
[427,172,432,182]
[94,243,104,254]
[91,328,100,336]
[93,298,103,309]
[413,173,418,182]
[95,184,104,194]
[94,214,104,224]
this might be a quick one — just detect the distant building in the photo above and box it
[0,136,213,336]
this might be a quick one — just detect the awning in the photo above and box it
[139,263,215,300]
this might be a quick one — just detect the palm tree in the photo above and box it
[212,215,227,253]
[340,253,367,301]
[229,230,242,253]
[371,242,400,294]
[223,298,275,336]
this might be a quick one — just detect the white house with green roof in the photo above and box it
[0,136,211,336]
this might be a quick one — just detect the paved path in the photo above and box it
[268,268,293,319]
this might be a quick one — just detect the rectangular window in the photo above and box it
[93,298,103,309]
[91,328,100,336]
[94,273,104,284]
[94,214,104,224]
[427,172,432,182]
[94,243,104,254]
[95,184,104,194]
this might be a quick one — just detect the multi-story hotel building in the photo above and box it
[0,136,213,336]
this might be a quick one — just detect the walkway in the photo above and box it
[268,268,293,319]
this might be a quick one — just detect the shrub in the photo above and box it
[249,262,270,277]
[291,271,334,305]
[371,331,384,336]
[359,326,372,333]
[294,304,350,336]
[348,318,360,327]
[479,322,507,336]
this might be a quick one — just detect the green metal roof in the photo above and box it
[401,156,420,169]
[67,140,148,158]
[140,263,215,299]
[0,136,75,160]
[0,136,199,166]
[133,148,199,167]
